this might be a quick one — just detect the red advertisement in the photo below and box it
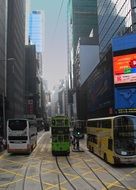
[113,53,136,84]
[27,99,33,114]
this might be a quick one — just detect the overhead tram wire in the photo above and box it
[52,0,64,39]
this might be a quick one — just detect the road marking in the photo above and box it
[0,178,23,188]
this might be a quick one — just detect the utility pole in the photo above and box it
[2,93,6,139]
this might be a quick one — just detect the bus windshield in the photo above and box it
[114,116,136,156]
[9,120,27,130]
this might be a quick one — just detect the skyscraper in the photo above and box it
[29,10,45,117]
[25,0,31,45]
[0,0,7,137]
[7,0,26,118]
[29,10,45,53]
[81,0,136,118]
[98,0,136,59]
[67,0,98,118]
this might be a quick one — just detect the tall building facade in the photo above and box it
[25,0,31,45]
[29,10,45,75]
[98,0,136,59]
[29,10,45,54]
[25,45,39,116]
[7,0,26,118]
[29,10,45,118]
[97,0,136,114]
[0,0,7,137]
[80,0,136,119]
[67,0,98,118]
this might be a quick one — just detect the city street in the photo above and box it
[0,131,136,190]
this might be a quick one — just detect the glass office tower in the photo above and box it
[98,0,136,59]
[29,10,45,53]
[67,0,98,118]
[68,0,98,57]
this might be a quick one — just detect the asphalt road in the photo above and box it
[0,131,136,190]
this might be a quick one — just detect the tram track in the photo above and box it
[79,144,132,189]
[22,163,30,190]
[55,155,105,190]
[2,132,49,190]
[79,140,136,190]
[21,159,45,190]
[55,156,77,190]
[39,160,44,190]
[83,159,130,190]
[66,156,98,190]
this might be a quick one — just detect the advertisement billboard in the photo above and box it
[115,86,136,109]
[112,33,136,52]
[113,53,136,84]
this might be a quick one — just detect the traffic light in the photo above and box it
[77,131,80,135]
[73,127,81,137]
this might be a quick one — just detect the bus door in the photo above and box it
[98,135,102,155]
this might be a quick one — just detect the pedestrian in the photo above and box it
[76,137,79,150]
[72,135,76,149]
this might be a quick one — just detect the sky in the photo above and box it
[30,0,68,91]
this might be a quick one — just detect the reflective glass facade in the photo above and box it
[98,0,136,59]
[69,0,98,56]
[29,11,44,53]
[67,0,98,88]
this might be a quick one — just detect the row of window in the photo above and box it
[87,120,112,128]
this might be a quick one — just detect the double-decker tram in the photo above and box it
[51,115,70,156]
[87,115,136,164]
[7,118,37,154]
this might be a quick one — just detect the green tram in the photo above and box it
[51,115,70,156]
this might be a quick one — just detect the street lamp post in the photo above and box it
[0,58,16,139]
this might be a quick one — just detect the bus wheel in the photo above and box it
[104,153,107,162]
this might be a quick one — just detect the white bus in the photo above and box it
[7,118,37,154]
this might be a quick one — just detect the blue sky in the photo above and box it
[30,0,68,90]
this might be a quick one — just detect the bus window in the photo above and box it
[101,120,111,128]
[9,120,27,130]
[114,116,136,156]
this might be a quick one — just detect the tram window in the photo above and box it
[52,136,57,142]
[58,136,63,142]
[65,119,68,125]
[52,120,55,125]
[64,135,69,141]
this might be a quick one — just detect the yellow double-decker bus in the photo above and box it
[87,115,136,164]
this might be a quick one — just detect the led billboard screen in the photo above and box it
[114,86,136,109]
[113,53,136,84]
